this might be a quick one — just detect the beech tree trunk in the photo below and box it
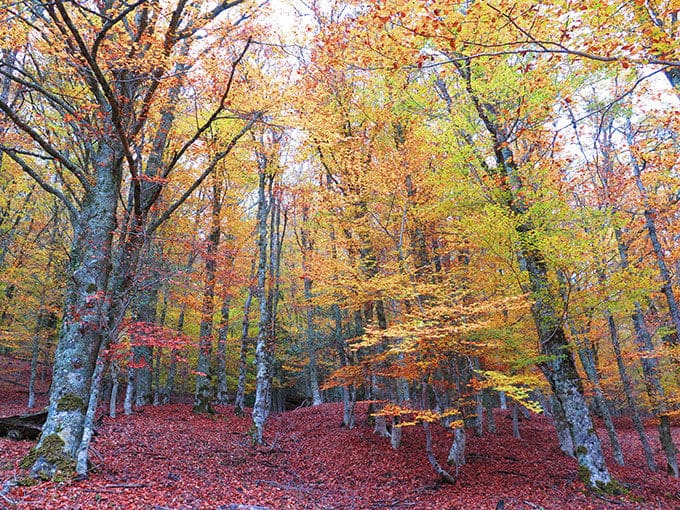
[216,295,231,405]
[511,404,521,439]
[109,363,119,419]
[194,176,223,415]
[568,320,624,466]
[298,206,322,406]
[447,426,466,472]
[132,273,159,408]
[452,58,614,489]
[235,277,255,415]
[606,313,657,471]
[32,146,120,479]
[252,170,273,444]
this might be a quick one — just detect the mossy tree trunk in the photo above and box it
[33,145,121,479]
[193,174,223,415]
[451,57,615,490]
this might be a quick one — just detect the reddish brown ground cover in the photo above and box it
[0,356,678,509]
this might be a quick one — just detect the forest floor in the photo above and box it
[0,356,679,510]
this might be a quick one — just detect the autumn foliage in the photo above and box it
[1,0,680,507]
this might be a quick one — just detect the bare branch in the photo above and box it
[0,147,78,218]
[148,112,262,234]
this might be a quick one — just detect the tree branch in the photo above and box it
[164,37,252,178]
[0,96,91,192]
[0,147,78,218]
[147,112,261,234]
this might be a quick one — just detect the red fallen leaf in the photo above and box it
[0,357,676,510]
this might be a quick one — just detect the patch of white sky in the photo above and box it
[551,67,680,191]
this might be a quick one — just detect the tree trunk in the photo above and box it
[570,323,624,466]
[132,275,159,407]
[235,278,255,415]
[304,273,322,406]
[616,229,679,477]
[29,147,120,480]
[109,363,119,419]
[153,292,168,406]
[252,170,273,444]
[606,313,656,471]
[512,403,521,439]
[27,313,42,409]
[484,391,496,434]
[215,295,231,405]
[75,344,108,477]
[124,363,134,416]
[194,175,223,414]
[447,426,466,472]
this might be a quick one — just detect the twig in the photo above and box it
[591,492,624,505]
[255,479,318,496]
[1,478,17,506]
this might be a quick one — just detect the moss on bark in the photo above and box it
[20,434,75,481]
[56,394,86,412]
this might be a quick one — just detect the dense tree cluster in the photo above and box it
[0,0,679,491]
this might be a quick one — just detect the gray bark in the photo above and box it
[124,363,134,416]
[216,295,231,405]
[567,317,624,466]
[194,176,223,414]
[109,363,119,418]
[252,170,273,444]
[28,312,43,409]
[132,279,159,407]
[616,229,679,476]
[551,395,575,457]
[511,403,521,439]
[34,144,120,478]
[607,313,656,471]
[447,426,466,471]
[484,392,496,434]
[75,344,108,477]
[235,276,255,415]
